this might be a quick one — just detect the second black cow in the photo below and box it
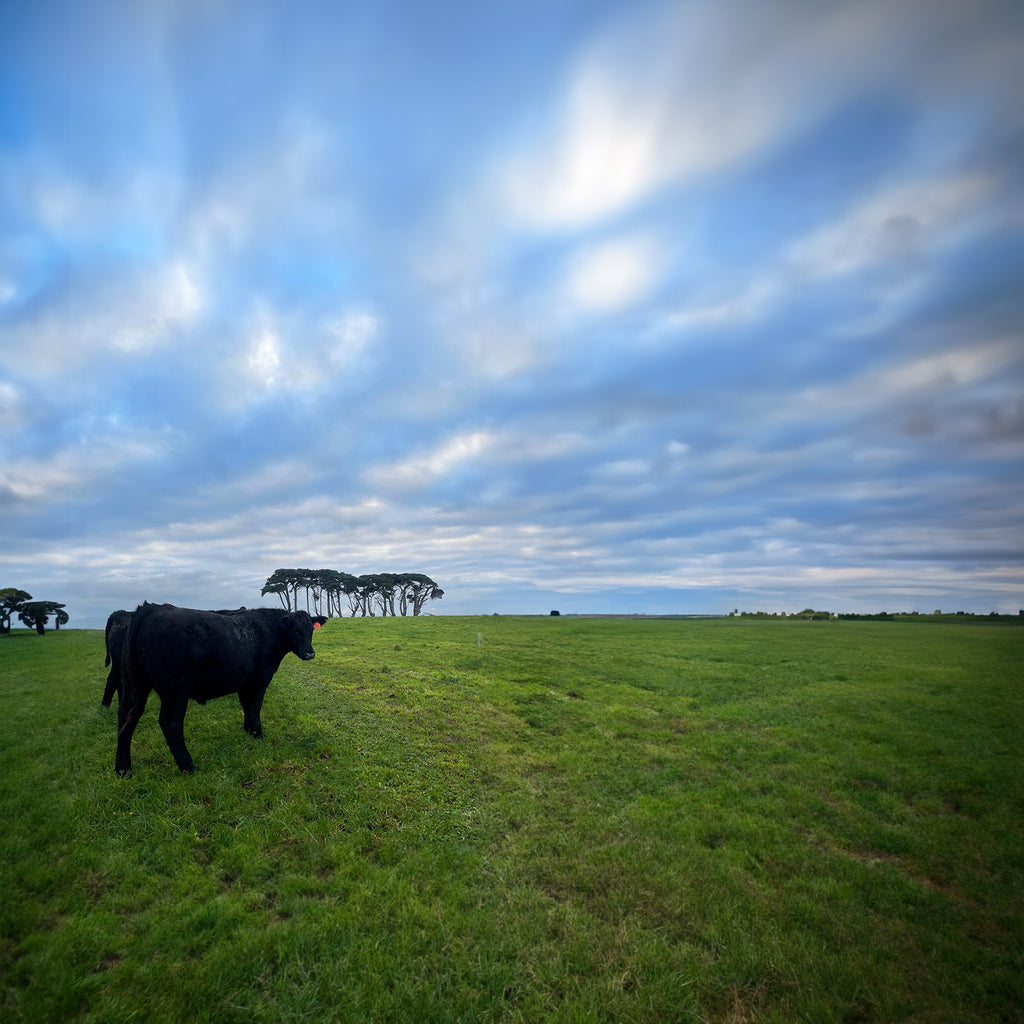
[115,602,317,776]
[102,609,133,707]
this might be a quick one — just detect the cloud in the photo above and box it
[325,312,379,367]
[366,430,496,489]
[650,167,1007,340]
[492,0,905,231]
[563,234,665,314]
[0,427,177,507]
[488,0,1024,243]
[108,260,204,354]
[179,110,352,258]
[363,422,599,494]
[0,381,23,431]
[245,320,282,391]
[787,338,1020,425]
[0,252,206,379]
[785,172,1000,280]
[235,303,381,402]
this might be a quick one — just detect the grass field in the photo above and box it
[2,615,1022,1023]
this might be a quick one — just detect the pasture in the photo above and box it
[2,615,1022,1023]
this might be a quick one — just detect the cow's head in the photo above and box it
[288,611,317,661]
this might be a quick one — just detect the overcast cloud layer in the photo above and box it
[2,0,1023,628]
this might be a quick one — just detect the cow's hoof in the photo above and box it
[115,767,132,778]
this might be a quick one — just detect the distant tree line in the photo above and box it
[0,588,69,634]
[730,607,1022,621]
[261,569,444,617]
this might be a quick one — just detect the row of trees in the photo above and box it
[261,569,444,618]
[0,588,69,634]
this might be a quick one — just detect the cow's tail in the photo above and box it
[104,617,113,667]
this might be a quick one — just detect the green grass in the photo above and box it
[2,616,1023,1023]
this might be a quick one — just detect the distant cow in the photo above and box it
[115,603,316,776]
[102,609,133,707]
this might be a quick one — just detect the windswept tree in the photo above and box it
[315,569,341,617]
[18,600,68,635]
[354,574,379,616]
[329,572,362,617]
[373,573,401,617]
[260,569,295,610]
[261,569,444,617]
[0,588,32,634]
[407,573,444,616]
[332,572,362,617]
[393,573,444,616]
[261,569,312,612]
[311,568,351,617]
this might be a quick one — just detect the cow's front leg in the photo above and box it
[239,688,265,739]
[157,693,195,774]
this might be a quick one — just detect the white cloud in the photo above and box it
[786,173,998,280]
[325,311,379,366]
[246,321,282,390]
[364,423,599,492]
[108,259,204,353]
[651,167,1005,339]
[488,0,1023,240]
[0,252,206,378]
[0,429,175,505]
[236,304,381,401]
[791,338,1019,420]
[595,458,651,479]
[563,234,664,313]
[652,276,780,335]
[366,430,497,489]
[494,0,921,231]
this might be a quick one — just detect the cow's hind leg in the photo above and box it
[102,666,119,707]
[158,693,195,774]
[115,687,150,777]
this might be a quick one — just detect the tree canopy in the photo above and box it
[261,569,444,617]
[0,588,33,633]
[16,600,69,634]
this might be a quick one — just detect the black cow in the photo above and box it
[102,609,133,707]
[115,602,316,776]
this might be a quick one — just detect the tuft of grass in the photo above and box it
[2,617,1023,1022]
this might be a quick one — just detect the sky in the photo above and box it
[2,0,1023,629]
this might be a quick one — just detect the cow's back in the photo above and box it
[130,604,245,699]
[126,603,292,703]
